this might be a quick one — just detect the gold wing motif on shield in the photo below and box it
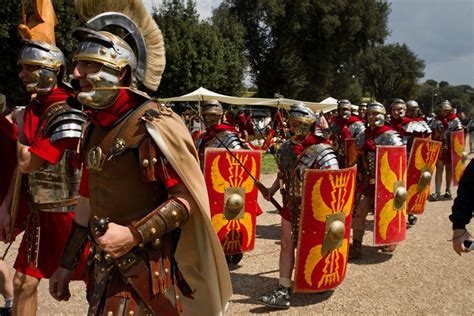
[378,152,398,240]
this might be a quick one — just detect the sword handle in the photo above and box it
[255,181,282,211]
[91,216,109,239]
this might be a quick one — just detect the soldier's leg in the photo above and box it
[429,161,444,201]
[444,162,453,199]
[350,195,372,259]
[12,272,40,316]
[258,217,292,309]
[278,217,294,286]
[0,260,13,312]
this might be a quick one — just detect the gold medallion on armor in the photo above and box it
[87,146,106,171]
[111,137,127,157]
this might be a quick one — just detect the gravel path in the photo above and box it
[1,165,473,315]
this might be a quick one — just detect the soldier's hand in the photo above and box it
[96,222,138,258]
[49,267,74,301]
[452,229,472,256]
[0,209,11,242]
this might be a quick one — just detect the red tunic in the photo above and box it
[14,88,87,280]
[433,113,458,164]
[389,117,412,137]
[0,115,28,236]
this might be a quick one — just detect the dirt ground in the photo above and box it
[1,162,473,315]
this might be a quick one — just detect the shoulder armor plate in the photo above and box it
[376,130,404,146]
[430,119,443,130]
[47,107,87,143]
[298,143,339,170]
[349,121,366,138]
[404,120,432,135]
[355,132,366,149]
[448,118,462,131]
[210,130,243,149]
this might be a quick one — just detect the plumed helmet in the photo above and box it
[202,99,224,116]
[437,100,452,111]
[73,0,166,109]
[17,40,67,95]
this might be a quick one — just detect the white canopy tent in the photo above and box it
[158,87,336,113]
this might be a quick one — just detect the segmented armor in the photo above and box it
[196,128,246,169]
[27,103,86,212]
[330,119,365,165]
[402,119,432,149]
[430,116,462,154]
[278,140,338,242]
[357,129,403,186]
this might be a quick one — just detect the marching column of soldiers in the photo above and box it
[0,0,469,315]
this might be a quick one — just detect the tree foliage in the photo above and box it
[154,0,247,98]
[0,0,80,106]
[220,0,390,101]
[417,81,473,115]
[357,43,425,105]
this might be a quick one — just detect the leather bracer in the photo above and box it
[131,198,189,244]
[60,221,89,270]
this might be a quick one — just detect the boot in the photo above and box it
[381,244,397,253]
[349,240,362,259]
[258,286,291,309]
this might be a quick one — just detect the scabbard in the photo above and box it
[119,258,178,316]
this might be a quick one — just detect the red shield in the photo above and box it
[406,138,441,214]
[374,146,407,246]
[294,166,357,293]
[203,148,261,255]
[451,130,467,186]
[344,138,357,167]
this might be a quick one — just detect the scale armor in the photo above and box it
[278,140,338,243]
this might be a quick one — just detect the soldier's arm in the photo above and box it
[17,142,46,173]
[128,182,191,249]
[449,160,474,255]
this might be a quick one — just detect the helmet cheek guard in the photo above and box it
[76,64,122,109]
[17,40,66,95]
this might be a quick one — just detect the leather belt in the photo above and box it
[31,197,79,211]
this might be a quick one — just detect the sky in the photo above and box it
[145,0,474,87]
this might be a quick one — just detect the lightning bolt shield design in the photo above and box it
[204,148,261,254]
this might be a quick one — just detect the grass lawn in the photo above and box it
[261,152,278,174]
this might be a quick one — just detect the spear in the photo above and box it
[187,105,282,211]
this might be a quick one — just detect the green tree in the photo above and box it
[221,0,390,100]
[154,0,247,97]
[416,81,473,116]
[0,0,80,105]
[357,43,425,105]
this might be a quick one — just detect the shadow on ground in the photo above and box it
[256,224,280,241]
[230,271,334,313]
[348,245,394,265]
